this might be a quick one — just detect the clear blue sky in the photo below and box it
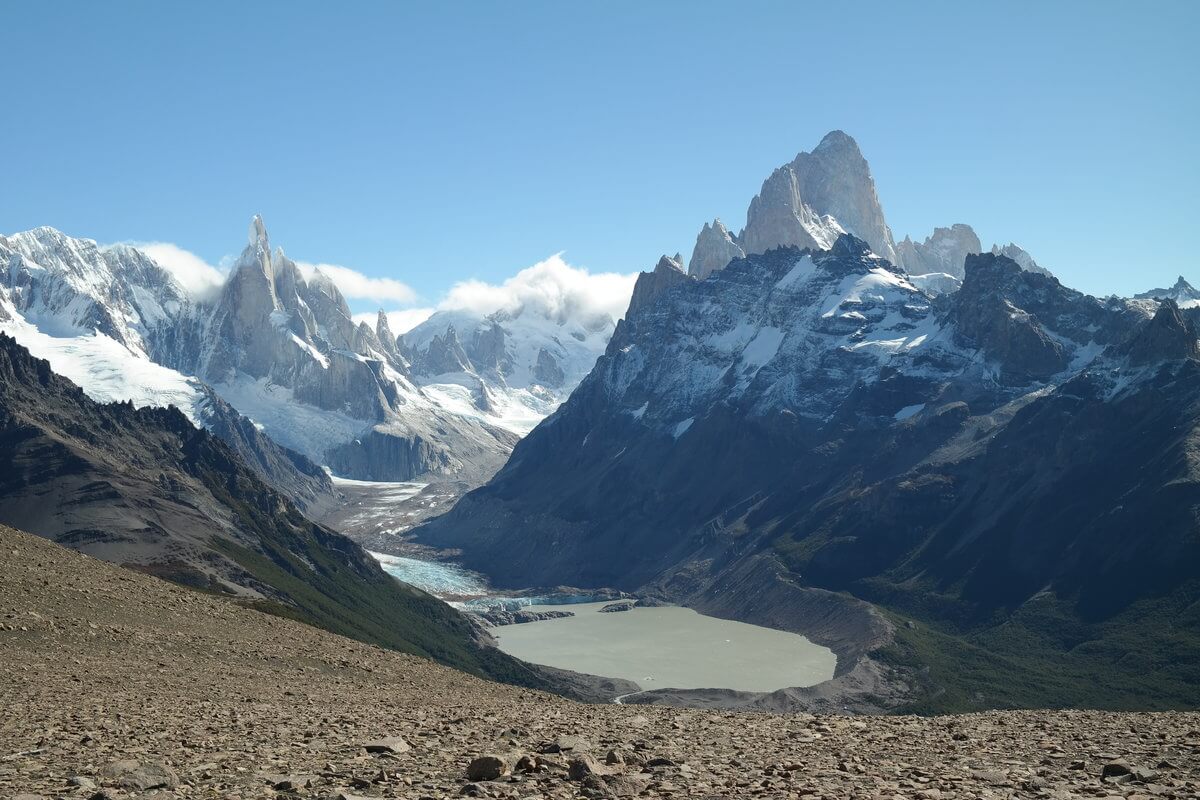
[4,0,1197,307]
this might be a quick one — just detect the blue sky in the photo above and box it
[4,0,1198,319]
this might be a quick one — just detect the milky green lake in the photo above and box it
[493,601,836,693]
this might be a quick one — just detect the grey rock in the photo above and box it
[990,242,1053,277]
[896,223,982,279]
[688,218,745,280]
[99,759,178,790]
[626,255,689,317]
[568,754,610,781]
[364,735,412,754]
[743,131,897,263]
[466,754,510,781]
[598,600,636,613]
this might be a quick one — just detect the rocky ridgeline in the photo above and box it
[3,525,1198,800]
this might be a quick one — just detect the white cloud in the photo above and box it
[123,241,227,301]
[439,254,638,328]
[352,308,436,336]
[295,261,417,305]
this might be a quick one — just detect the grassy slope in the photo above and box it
[873,583,1200,714]
[199,470,545,689]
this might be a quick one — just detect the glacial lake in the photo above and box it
[370,555,837,693]
[493,601,836,693]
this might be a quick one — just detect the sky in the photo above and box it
[4,0,1198,323]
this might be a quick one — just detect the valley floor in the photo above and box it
[2,524,1198,800]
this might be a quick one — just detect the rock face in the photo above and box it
[990,241,1053,276]
[780,130,899,263]
[742,168,846,258]
[683,131,891,280]
[0,218,519,483]
[417,234,1200,710]
[687,219,744,280]
[896,223,982,279]
[680,133,1046,289]
[626,255,690,316]
[1118,299,1200,366]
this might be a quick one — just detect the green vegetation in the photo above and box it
[195,460,546,689]
[876,584,1200,714]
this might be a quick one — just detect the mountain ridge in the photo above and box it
[416,235,1200,711]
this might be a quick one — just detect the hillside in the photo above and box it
[3,524,1198,798]
[0,333,536,685]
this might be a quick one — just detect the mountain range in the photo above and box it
[415,132,1200,711]
[3,129,1197,713]
[0,220,618,491]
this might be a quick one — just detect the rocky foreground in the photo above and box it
[1,525,1197,800]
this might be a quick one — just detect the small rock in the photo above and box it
[1130,765,1160,783]
[69,777,98,790]
[541,734,589,753]
[364,735,411,754]
[273,775,314,790]
[1101,760,1132,780]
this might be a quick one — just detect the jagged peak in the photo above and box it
[827,233,874,260]
[812,129,861,156]
[962,251,1026,285]
[248,215,269,250]
[655,254,685,275]
[307,267,339,295]
[1119,299,1200,367]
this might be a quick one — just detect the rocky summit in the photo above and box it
[3,524,1199,799]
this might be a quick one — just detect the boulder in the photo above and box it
[99,759,178,790]
[364,735,412,754]
[466,754,510,781]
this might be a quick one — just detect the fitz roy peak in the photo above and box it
[687,130,1047,292]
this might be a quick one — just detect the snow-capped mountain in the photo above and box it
[417,231,1200,710]
[1135,275,1200,307]
[401,302,615,435]
[0,219,522,484]
[685,131,1047,291]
